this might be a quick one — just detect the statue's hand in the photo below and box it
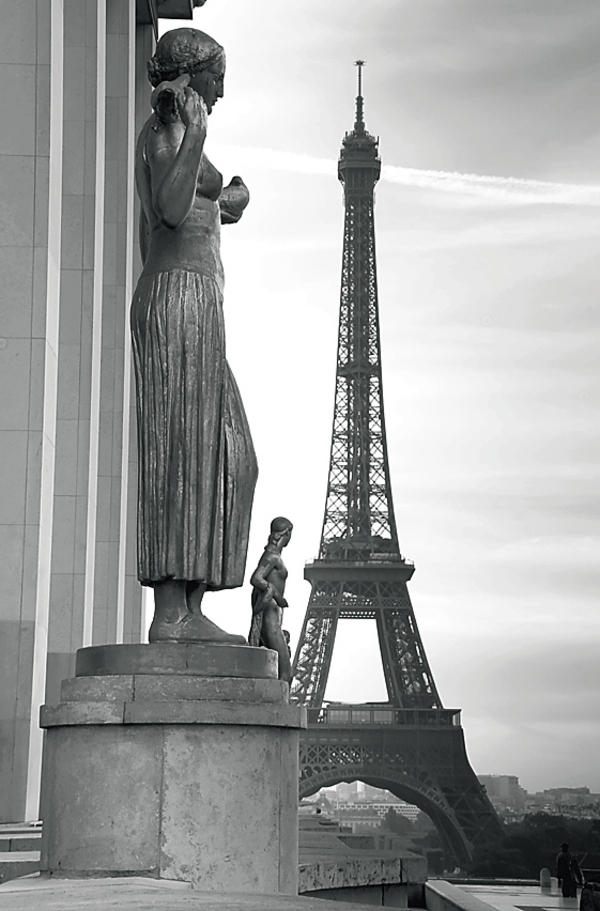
[151,74,190,124]
[179,86,207,131]
[219,176,250,224]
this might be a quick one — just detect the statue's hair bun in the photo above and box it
[147,27,225,88]
[147,57,164,86]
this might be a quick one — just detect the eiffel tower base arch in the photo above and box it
[299,723,503,868]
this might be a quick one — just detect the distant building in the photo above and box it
[478,775,527,811]
[305,783,421,832]
[525,786,600,819]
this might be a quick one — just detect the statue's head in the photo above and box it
[148,28,225,113]
[269,516,293,547]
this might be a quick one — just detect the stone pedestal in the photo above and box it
[39,644,306,895]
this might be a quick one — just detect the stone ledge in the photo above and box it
[299,854,427,893]
[40,700,307,729]
[75,644,277,680]
[61,675,289,704]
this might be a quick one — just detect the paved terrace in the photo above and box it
[0,875,398,910]
[427,880,582,911]
[462,883,580,911]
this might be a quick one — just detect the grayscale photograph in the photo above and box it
[0,1,598,909]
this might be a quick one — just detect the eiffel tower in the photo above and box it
[290,63,502,866]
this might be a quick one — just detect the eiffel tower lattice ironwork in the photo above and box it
[290,62,502,866]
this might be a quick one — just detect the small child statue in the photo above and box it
[249,517,293,682]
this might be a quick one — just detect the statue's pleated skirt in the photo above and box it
[131,269,258,587]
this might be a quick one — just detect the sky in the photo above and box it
[158,1,600,793]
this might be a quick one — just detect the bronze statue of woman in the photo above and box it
[131,28,258,643]
[249,518,293,682]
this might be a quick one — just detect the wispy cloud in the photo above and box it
[386,163,600,206]
[218,144,600,206]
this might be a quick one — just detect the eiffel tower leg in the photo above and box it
[291,609,339,709]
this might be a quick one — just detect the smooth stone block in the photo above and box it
[40,701,125,727]
[61,674,288,704]
[60,675,134,702]
[75,643,278,679]
[133,673,288,704]
[122,700,303,728]
[41,726,162,876]
[41,698,304,729]
[40,697,304,893]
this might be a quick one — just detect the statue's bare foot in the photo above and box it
[149,610,246,645]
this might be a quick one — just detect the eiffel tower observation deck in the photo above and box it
[290,63,502,867]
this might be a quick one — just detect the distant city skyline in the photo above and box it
[157,1,600,792]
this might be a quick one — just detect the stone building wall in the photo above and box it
[0,0,195,824]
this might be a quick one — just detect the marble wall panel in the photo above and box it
[0,4,36,65]
[31,246,48,338]
[50,497,77,576]
[99,347,116,417]
[35,64,51,156]
[63,0,87,47]
[63,45,87,124]
[101,283,117,348]
[83,120,96,195]
[107,0,128,36]
[71,573,85,647]
[56,343,82,420]
[0,431,28,524]
[81,193,95,270]
[35,0,50,66]
[0,155,35,247]
[95,474,111,542]
[76,422,91,495]
[45,651,76,706]
[0,64,36,155]
[61,121,86,196]
[73,495,88,571]
[20,522,40,621]
[0,245,34,337]
[59,195,84,269]
[0,340,31,430]
[54,419,79,497]
[47,574,76,652]
[33,156,50,248]
[25,432,43,527]
[106,33,127,101]
[0,523,26,617]
[58,270,83,345]
[27,338,45,432]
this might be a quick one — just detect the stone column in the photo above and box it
[0,0,149,825]
[0,0,60,825]
[40,643,306,895]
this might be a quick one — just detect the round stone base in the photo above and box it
[39,643,306,895]
[76,642,277,679]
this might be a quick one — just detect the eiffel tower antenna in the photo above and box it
[354,59,365,130]
[290,63,502,866]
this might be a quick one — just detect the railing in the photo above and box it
[307,705,461,728]
[306,555,415,567]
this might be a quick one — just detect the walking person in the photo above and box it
[557,842,584,898]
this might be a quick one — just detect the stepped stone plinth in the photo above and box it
[39,643,306,895]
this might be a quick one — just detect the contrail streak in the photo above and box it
[384,163,600,206]
[219,145,600,206]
